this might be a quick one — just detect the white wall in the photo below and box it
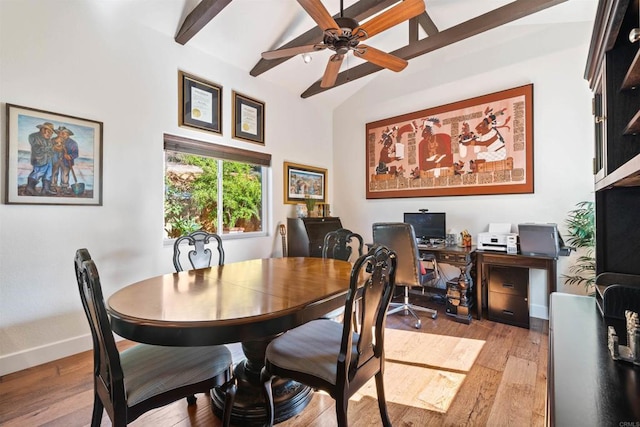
[333,20,596,319]
[0,0,332,375]
[0,1,597,375]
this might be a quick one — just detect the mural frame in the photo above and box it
[283,162,327,205]
[366,84,534,199]
[179,70,222,135]
[5,103,103,205]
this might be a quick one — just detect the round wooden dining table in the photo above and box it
[107,257,355,425]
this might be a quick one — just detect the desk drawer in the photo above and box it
[489,265,528,296]
[488,292,529,328]
[436,252,469,264]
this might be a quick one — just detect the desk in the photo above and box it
[417,244,477,318]
[108,257,354,426]
[476,251,557,321]
[547,293,640,425]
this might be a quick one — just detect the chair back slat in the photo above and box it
[74,249,125,414]
[322,228,364,262]
[173,230,225,271]
[340,245,396,378]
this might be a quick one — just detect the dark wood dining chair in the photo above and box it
[75,249,236,427]
[322,228,365,322]
[173,230,225,271]
[261,245,397,427]
[372,222,439,328]
[322,228,364,262]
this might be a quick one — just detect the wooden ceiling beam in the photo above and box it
[250,0,399,77]
[175,0,234,45]
[301,0,568,98]
[410,11,439,43]
[417,11,439,37]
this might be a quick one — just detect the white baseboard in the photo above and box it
[0,334,92,376]
[530,302,549,320]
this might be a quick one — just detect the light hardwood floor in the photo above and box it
[0,295,548,426]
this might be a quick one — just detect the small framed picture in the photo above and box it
[179,70,222,135]
[5,104,103,205]
[284,161,327,204]
[232,91,265,145]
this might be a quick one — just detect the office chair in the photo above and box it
[75,249,236,426]
[173,230,225,271]
[261,245,397,427]
[372,222,438,328]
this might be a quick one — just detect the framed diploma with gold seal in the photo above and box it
[179,70,222,135]
[232,90,265,145]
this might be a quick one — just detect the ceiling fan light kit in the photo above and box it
[261,0,425,89]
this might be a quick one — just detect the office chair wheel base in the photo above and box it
[414,319,422,329]
[431,312,438,319]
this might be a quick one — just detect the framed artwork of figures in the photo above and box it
[283,162,327,205]
[5,104,103,205]
[366,84,533,199]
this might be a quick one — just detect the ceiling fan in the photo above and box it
[261,0,426,88]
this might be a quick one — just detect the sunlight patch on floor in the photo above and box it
[352,362,466,413]
[314,329,486,413]
[347,329,486,412]
[383,329,485,372]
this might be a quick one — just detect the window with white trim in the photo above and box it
[164,134,270,239]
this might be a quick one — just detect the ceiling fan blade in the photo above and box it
[298,0,342,35]
[354,45,408,72]
[262,44,326,60]
[321,54,344,88]
[355,0,425,40]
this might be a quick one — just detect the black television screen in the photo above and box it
[403,212,446,242]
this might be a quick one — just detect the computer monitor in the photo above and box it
[403,212,446,242]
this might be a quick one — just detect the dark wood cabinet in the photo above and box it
[547,293,640,426]
[488,265,529,328]
[585,0,640,276]
[286,217,342,257]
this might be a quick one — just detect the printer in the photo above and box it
[478,223,518,252]
[518,223,571,258]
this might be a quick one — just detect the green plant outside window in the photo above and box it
[164,151,264,239]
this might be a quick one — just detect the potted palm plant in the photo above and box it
[562,200,595,292]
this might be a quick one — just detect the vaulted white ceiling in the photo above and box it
[126,0,597,108]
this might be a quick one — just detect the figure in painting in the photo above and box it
[25,122,56,196]
[417,117,452,175]
[459,107,511,161]
[458,122,476,147]
[51,126,79,195]
[378,128,400,165]
[376,122,417,176]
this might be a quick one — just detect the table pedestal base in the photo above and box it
[210,338,313,425]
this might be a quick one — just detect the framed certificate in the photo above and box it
[179,70,222,135]
[232,91,264,145]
